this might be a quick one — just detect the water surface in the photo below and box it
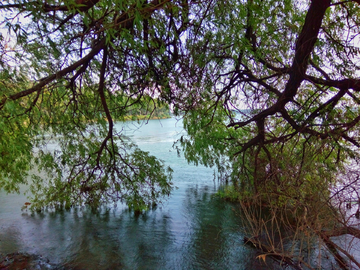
[0,118,269,269]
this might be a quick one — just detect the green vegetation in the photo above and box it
[2,0,360,268]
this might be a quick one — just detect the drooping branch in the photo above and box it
[0,0,100,12]
[0,37,106,110]
[96,47,113,165]
[98,50,111,134]
[0,0,172,111]
[244,2,291,75]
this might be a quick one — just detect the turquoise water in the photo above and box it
[0,118,268,269]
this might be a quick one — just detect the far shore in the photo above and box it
[122,115,171,121]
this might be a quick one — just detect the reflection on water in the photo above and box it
[0,118,272,269]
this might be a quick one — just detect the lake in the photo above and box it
[0,117,271,269]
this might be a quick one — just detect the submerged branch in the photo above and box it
[243,237,309,270]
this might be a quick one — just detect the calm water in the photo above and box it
[0,118,268,269]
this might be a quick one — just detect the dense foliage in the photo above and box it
[0,0,184,210]
[174,1,360,268]
[2,0,360,267]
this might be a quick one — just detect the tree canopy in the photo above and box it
[0,0,190,210]
[2,0,360,266]
[179,0,360,198]
[175,1,360,267]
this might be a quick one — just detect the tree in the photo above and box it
[173,0,360,268]
[0,0,197,211]
[2,0,360,267]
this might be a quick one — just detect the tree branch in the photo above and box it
[0,0,171,111]
[229,0,331,129]
[0,38,106,110]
